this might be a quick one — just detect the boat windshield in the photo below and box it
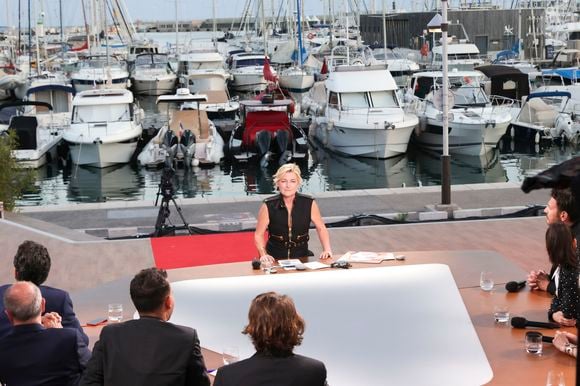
[233,58,265,68]
[340,90,399,109]
[72,104,132,123]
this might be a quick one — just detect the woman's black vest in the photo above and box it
[264,193,313,259]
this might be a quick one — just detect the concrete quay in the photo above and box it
[13,182,549,239]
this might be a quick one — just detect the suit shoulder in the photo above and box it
[40,285,68,298]
[293,354,325,368]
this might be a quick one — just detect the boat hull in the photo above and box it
[414,119,510,156]
[312,117,418,159]
[68,140,139,168]
[132,76,177,96]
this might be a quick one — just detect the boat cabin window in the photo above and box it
[369,90,398,108]
[340,92,368,109]
[329,92,339,107]
[72,103,132,124]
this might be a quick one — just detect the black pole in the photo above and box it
[441,154,451,205]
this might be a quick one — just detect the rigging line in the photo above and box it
[113,0,133,42]
[105,0,125,44]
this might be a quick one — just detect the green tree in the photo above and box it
[0,132,36,211]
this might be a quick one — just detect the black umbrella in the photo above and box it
[521,156,580,194]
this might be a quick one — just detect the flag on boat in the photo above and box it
[263,57,277,82]
[320,58,328,74]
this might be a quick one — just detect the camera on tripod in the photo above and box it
[159,166,176,199]
[152,166,192,237]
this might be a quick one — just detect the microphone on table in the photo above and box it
[542,335,554,343]
[510,316,560,329]
[251,258,261,270]
[505,280,526,292]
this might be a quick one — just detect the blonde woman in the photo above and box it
[255,164,332,264]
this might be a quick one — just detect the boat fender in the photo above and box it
[416,116,427,135]
[326,120,334,131]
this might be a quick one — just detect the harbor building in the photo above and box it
[359,8,547,60]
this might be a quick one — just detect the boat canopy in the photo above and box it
[26,84,75,97]
[541,68,580,81]
[527,91,572,100]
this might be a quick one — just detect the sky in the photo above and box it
[0,1,523,28]
[0,0,327,27]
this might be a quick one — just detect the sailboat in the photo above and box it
[278,0,315,93]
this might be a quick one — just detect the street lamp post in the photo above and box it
[440,0,451,205]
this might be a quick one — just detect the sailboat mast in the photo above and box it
[297,0,303,66]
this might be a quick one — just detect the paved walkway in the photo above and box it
[12,182,550,239]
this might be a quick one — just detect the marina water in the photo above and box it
[16,32,580,206]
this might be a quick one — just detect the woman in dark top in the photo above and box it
[545,222,579,326]
[255,163,332,263]
[213,292,327,386]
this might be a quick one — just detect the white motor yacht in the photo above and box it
[70,55,130,92]
[64,89,143,167]
[408,70,513,156]
[228,53,274,93]
[304,50,418,159]
[178,50,230,94]
[131,53,177,96]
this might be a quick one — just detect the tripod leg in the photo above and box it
[153,198,172,237]
[171,197,192,235]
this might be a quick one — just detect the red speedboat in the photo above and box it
[228,94,308,167]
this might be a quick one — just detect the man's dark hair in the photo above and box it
[13,240,51,286]
[130,268,170,313]
[552,187,580,224]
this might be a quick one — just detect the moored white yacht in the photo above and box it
[304,49,418,159]
[70,55,130,92]
[0,100,67,168]
[228,53,273,93]
[408,70,513,156]
[178,50,230,94]
[131,53,177,96]
[64,89,143,167]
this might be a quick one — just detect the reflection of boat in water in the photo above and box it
[412,147,507,185]
[311,139,416,189]
[66,164,142,202]
[498,138,580,179]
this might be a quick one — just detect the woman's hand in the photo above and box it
[552,311,577,326]
[260,254,276,265]
[554,331,578,357]
[319,250,332,260]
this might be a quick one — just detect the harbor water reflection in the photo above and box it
[18,133,579,206]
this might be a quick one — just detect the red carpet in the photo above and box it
[150,232,257,270]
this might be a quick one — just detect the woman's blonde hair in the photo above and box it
[273,163,302,188]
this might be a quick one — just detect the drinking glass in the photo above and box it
[493,305,510,324]
[262,260,273,274]
[222,346,239,365]
[525,331,543,355]
[480,271,494,291]
[108,303,123,323]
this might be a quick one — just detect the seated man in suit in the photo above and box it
[0,281,91,385]
[0,240,88,344]
[80,267,210,386]
[214,292,327,386]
